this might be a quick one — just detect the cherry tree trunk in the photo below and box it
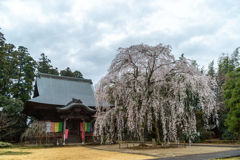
[112,119,116,143]
[155,121,160,145]
[140,127,145,144]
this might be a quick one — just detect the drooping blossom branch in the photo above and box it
[94,43,217,144]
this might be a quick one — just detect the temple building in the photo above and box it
[23,73,96,144]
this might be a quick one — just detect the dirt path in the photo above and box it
[0,146,155,160]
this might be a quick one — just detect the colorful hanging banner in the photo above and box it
[80,122,83,131]
[58,122,63,132]
[90,123,93,132]
[50,122,55,132]
[87,123,90,132]
[46,122,51,133]
[55,122,59,132]
[65,129,69,139]
[38,122,65,133]
[85,123,87,132]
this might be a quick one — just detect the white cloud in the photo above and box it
[0,0,240,84]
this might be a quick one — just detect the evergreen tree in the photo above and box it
[49,67,59,75]
[37,53,59,75]
[12,46,36,105]
[60,67,83,78]
[73,70,83,78]
[60,67,74,77]
[223,67,240,139]
[207,60,215,77]
[0,95,27,142]
[179,53,186,60]
[0,31,34,142]
[216,48,240,139]
[37,53,51,73]
[0,32,17,97]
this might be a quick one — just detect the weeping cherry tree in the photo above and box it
[94,43,218,144]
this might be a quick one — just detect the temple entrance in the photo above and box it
[57,98,97,144]
[65,120,81,143]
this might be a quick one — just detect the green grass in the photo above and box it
[6,144,23,149]
[20,145,52,149]
[0,151,31,156]
[212,156,240,160]
[221,157,240,160]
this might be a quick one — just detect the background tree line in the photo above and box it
[0,30,83,142]
[175,50,240,141]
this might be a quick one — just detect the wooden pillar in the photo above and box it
[92,123,95,144]
[77,120,79,135]
[63,118,66,145]
[82,120,85,144]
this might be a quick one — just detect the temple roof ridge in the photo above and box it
[38,72,93,84]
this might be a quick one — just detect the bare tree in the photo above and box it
[94,43,218,144]
[21,121,48,145]
[0,113,18,139]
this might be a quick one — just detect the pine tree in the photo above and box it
[60,67,74,77]
[216,48,240,139]
[12,46,36,105]
[223,67,240,138]
[208,60,215,77]
[73,70,83,78]
[37,53,59,75]
[60,67,83,78]
[0,32,16,97]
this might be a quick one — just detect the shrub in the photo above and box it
[222,130,235,140]
[0,141,12,148]
[180,132,200,143]
[199,128,214,141]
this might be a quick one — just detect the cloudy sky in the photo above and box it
[1,0,240,84]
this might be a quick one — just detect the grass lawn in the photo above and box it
[212,156,240,160]
[0,143,239,159]
[20,145,53,149]
[0,146,155,160]
[0,151,31,156]
[221,157,240,160]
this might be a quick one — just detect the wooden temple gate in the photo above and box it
[23,73,97,144]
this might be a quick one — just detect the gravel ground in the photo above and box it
[0,146,155,160]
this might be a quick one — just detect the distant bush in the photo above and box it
[180,129,214,143]
[222,130,235,140]
[180,132,200,143]
[199,130,214,141]
[0,141,12,148]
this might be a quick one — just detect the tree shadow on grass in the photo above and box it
[0,151,31,156]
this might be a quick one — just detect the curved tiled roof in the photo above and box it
[28,73,96,107]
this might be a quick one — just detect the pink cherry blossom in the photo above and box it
[94,43,218,144]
